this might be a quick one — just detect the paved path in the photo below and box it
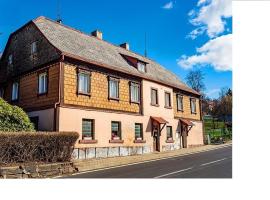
[65,145,232,178]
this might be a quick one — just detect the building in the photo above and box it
[0,16,204,159]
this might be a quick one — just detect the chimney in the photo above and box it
[91,30,103,40]
[120,43,129,50]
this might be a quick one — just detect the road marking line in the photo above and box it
[200,158,227,166]
[55,144,232,178]
[154,167,193,178]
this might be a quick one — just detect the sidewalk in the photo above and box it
[73,142,232,172]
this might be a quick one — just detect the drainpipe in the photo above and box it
[199,95,206,144]
[53,55,64,131]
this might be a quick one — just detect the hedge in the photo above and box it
[0,98,35,131]
[0,132,79,165]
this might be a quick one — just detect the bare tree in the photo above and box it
[185,69,206,93]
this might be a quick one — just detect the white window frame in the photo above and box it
[78,72,90,94]
[109,77,119,99]
[177,94,183,111]
[12,82,19,101]
[38,72,48,94]
[130,82,140,103]
[137,61,146,73]
[165,92,171,108]
[0,88,4,98]
[190,98,197,114]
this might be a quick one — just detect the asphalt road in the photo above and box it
[65,145,232,178]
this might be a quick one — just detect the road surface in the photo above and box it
[65,145,232,178]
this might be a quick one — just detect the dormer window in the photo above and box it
[8,54,13,65]
[137,61,146,73]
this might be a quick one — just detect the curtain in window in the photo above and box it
[135,123,142,139]
[12,82,18,100]
[151,89,157,104]
[110,80,118,98]
[165,93,171,107]
[82,119,93,138]
[79,73,89,93]
[39,73,47,94]
[177,95,183,110]
[131,83,139,102]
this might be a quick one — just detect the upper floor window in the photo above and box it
[109,77,119,100]
[164,92,171,108]
[111,121,121,140]
[137,61,146,73]
[12,82,19,101]
[190,98,197,114]
[135,123,143,140]
[130,82,140,103]
[31,41,37,56]
[166,126,173,140]
[38,72,48,94]
[78,71,91,95]
[82,119,94,140]
[0,88,4,98]
[151,88,158,106]
[177,94,183,111]
[8,54,13,66]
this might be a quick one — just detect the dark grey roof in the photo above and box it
[33,16,199,95]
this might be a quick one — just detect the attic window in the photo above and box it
[8,54,13,65]
[137,61,146,73]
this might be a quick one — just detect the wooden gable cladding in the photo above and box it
[4,63,60,111]
[63,62,141,114]
[173,91,201,120]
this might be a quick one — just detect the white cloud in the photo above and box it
[162,1,174,10]
[206,88,220,98]
[177,34,232,71]
[188,0,232,38]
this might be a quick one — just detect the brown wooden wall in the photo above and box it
[63,63,141,113]
[3,63,60,111]
[173,92,201,120]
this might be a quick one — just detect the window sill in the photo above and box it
[166,139,174,143]
[37,92,48,97]
[191,112,197,115]
[109,97,120,101]
[150,103,159,107]
[164,106,172,109]
[109,139,124,143]
[134,139,146,143]
[78,92,91,97]
[177,109,184,112]
[131,101,140,104]
[79,139,98,144]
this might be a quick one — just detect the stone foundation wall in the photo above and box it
[72,145,152,160]
[162,143,181,152]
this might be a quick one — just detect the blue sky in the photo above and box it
[0,0,232,99]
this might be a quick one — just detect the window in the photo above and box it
[78,71,90,94]
[12,82,19,101]
[135,123,143,140]
[0,88,4,98]
[137,61,146,73]
[111,121,121,140]
[165,92,171,108]
[82,119,94,139]
[31,41,37,56]
[166,126,173,140]
[8,54,13,65]
[29,116,39,130]
[109,77,119,99]
[190,98,197,114]
[151,88,158,105]
[38,72,48,94]
[130,82,140,103]
[177,94,183,111]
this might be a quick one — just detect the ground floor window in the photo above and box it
[111,121,121,140]
[135,123,143,140]
[166,126,173,140]
[82,119,94,140]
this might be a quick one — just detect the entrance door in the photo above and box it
[181,125,188,148]
[153,125,160,152]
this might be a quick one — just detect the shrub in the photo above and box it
[0,98,35,131]
[0,132,79,165]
